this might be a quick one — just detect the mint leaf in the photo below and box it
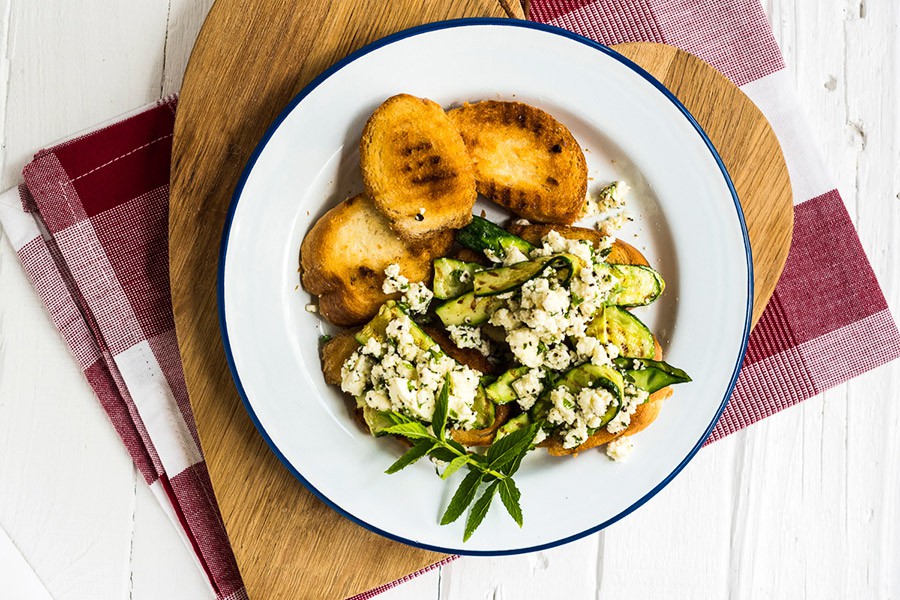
[382,421,432,440]
[386,411,412,425]
[432,376,450,440]
[440,455,468,480]
[429,447,458,463]
[385,439,434,474]
[464,480,500,541]
[498,478,523,527]
[447,439,467,455]
[487,423,537,472]
[441,471,482,525]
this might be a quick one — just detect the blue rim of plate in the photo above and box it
[218,17,753,556]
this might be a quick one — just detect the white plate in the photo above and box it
[220,19,751,555]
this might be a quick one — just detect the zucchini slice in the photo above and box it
[548,363,624,429]
[362,407,394,437]
[432,258,482,300]
[435,291,504,326]
[457,215,535,259]
[613,357,691,394]
[485,366,530,404]
[494,413,530,441]
[472,254,581,296]
[586,305,655,359]
[469,384,496,429]
[356,301,436,350]
[607,264,665,306]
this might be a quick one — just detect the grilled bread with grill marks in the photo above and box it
[448,101,588,224]
[300,194,453,327]
[360,94,476,240]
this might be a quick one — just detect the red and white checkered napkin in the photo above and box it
[1,2,899,599]
[0,98,246,600]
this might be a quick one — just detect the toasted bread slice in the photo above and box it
[506,221,649,266]
[360,94,476,240]
[448,101,588,224]
[300,194,453,326]
[321,330,361,386]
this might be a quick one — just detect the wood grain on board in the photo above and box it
[169,3,790,599]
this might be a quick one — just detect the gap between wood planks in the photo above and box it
[159,0,173,99]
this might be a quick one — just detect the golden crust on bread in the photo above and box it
[506,221,649,266]
[360,94,476,240]
[448,101,587,224]
[321,330,361,386]
[300,194,453,326]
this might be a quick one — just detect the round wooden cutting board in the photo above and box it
[169,3,791,598]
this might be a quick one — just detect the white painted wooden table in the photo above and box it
[1,2,897,598]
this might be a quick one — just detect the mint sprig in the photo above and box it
[383,376,540,541]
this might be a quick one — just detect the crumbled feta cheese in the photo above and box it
[606,436,635,461]
[502,246,530,266]
[543,343,572,371]
[563,419,589,449]
[598,212,629,237]
[305,303,318,313]
[448,369,480,427]
[530,230,569,257]
[533,428,547,445]
[340,352,372,397]
[511,368,545,411]
[575,336,611,366]
[548,387,577,425]
[506,328,543,368]
[402,282,433,314]
[364,388,391,412]
[489,308,517,330]
[340,313,482,430]
[546,382,617,448]
[606,382,649,434]
[483,248,502,264]
[447,325,491,357]
[583,181,632,236]
[577,387,615,428]
[382,263,409,293]
[583,180,630,218]
[361,336,383,358]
